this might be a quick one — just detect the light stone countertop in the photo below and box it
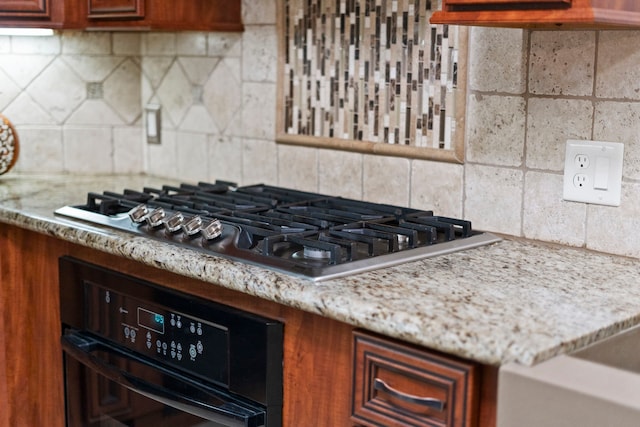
[2,173,640,367]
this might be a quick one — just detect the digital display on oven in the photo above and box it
[137,307,165,334]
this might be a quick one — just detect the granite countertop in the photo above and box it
[2,173,640,367]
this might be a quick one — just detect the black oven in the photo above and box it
[59,256,283,427]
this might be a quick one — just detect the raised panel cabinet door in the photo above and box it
[88,0,144,19]
[0,0,49,17]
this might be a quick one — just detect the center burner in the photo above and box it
[54,180,500,281]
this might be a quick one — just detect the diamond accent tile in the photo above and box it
[27,59,85,123]
[203,59,241,132]
[104,59,141,124]
[157,62,192,127]
[141,57,174,89]
[63,55,123,81]
[0,55,55,89]
[178,58,219,85]
[0,68,20,110]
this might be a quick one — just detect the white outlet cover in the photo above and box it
[563,140,624,206]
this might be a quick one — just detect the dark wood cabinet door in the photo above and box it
[0,0,50,18]
[87,0,144,20]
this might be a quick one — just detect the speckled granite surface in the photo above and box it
[2,173,640,367]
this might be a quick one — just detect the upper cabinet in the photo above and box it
[430,0,640,28]
[0,0,243,31]
[0,0,64,27]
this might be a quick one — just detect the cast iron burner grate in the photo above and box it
[54,180,500,281]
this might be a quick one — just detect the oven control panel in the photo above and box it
[85,282,229,386]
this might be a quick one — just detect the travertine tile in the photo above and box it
[180,105,218,134]
[318,149,363,199]
[27,58,85,123]
[0,54,54,88]
[176,32,207,56]
[466,94,525,167]
[208,135,243,184]
[242,138,278,185]
[242,0,276,24]
[0,68,20,110]
[63,127,113,173]
[203,58,242,132]
[176,131,209,182]
[241,81,276,139]
[66,100,124,125]
[277,144,318,191]
[157,61,192,127]
[593,101,640,180]
[242,25,277,83]
[147,129,178,179]
[2,92,56,125]
[464,164,523,235]
[207,33,242,57]
[113,126,143,173]
[12,127,63,173]
[363,155,410,206]
[529,31,595,96]
[63,55,123,82]
[596,31,640,100]
[62,32,111,54]
[523,171,586,246]
[468,27,527,94]
[0,36,9,53]
[103,59,142,124]
[526,98,593,171]
[143,33,177,56]
[411,159,463,218]
[112,33,141,56]
[178,57,219,85]
[11,35,60,54]
[141,57,174,89]
[587,182,640,258]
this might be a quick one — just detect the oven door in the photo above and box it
[62,331,266,427]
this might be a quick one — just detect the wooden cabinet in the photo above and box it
[0,0,242,31]
[0,224,499,427]
[431,0,640,28]
[352,330,479,427]
[0,0,64,28]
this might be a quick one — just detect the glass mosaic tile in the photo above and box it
[279,0,464,157]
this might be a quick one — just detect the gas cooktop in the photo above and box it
[54,180,500,281]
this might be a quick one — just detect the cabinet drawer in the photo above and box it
[352,331,478,427]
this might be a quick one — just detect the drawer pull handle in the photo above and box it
[373,378,445,411]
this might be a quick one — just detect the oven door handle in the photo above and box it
[61,332,264,427]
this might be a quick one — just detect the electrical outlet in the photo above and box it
[563,140,624,206]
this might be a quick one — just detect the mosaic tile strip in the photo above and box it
[282,0,460,150]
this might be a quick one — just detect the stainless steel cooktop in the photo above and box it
[54,180,500,281]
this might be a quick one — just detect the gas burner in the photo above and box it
[54,180,501,281]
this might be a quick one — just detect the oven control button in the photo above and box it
[190,323,196,334]
[124,326,130,337]
[146,341,152,349]
[189,344,197,359]
[196,341,203,354]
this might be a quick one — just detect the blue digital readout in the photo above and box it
[137,307,165,334]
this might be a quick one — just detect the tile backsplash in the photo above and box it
[1,1,640,260]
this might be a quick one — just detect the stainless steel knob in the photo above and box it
[128,204,149,223]
[146,207,166,228]
[164,212,184,233]
[182,215,203,236]
[201,219,223,240]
